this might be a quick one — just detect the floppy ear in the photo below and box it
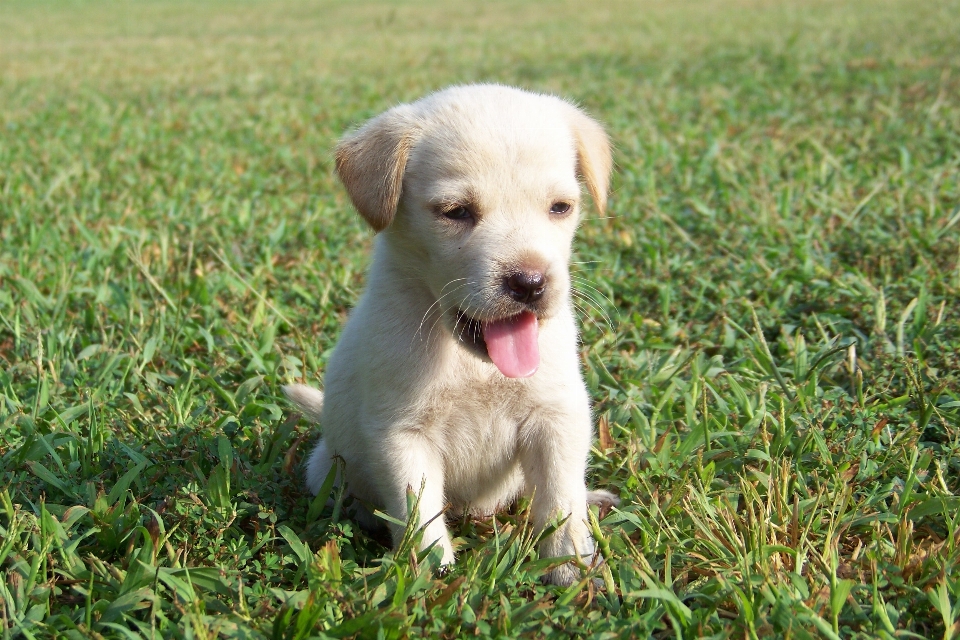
[566,106,613,214]
[335,105,417,232]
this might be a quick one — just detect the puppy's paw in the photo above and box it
[543,562,581,586]
[587,489,620,511]
[539,521,601,586]
[439,545,456,567]
[586,489,620,508]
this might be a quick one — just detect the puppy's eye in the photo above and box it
[550,201,572,215]
[444,206,474,221]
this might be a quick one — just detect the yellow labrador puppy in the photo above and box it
[285,84,617,585]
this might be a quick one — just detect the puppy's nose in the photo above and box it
[505,271,546,303]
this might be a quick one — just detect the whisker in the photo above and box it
[573,297,610,330]
[570,278,621,327]
[428,280,483,346]
[424,311,447,346]
[570,277,614,305]
[571,290,615,331]
[415,278,468,340]
[425,289,465,345]
[573,290,620,330]
[570,299,591,326]
[455,288,483,344]
[463,290,503,345]
[570,286,616,320]
[570,275,616,305]
[571,289,607,321]
[571,298,609,342]
[412,280,470,351]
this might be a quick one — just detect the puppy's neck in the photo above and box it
[366,233,438,313]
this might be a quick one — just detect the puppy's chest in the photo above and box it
[421,378,534,456]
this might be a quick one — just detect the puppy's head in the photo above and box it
[335,85,612,378]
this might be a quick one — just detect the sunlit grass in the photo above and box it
[1,0,959,637]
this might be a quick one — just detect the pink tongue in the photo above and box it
[482,311,540,378]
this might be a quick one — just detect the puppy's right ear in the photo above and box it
[335,105,418,232]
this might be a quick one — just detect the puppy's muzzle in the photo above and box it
[505,270,546,304]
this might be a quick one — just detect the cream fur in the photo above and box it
[284,84,617,586]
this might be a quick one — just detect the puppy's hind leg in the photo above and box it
[283,383,334,491]
[302,438,383,532]
[282,385,383,531]
[282,384,335,491]
[304,439,335,495]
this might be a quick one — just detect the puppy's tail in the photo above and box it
[282,384,325,423]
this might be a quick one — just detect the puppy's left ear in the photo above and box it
[566,106,613,214]
[335,104,418,232]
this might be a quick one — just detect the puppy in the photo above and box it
[285,84,616,585]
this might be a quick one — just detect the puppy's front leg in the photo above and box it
[518,414,593,586]
[379,431,455,565]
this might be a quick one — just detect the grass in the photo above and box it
[1,0,959,637]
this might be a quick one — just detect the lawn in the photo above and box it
[1,0,959,637]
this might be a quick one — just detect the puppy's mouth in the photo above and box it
[453,309,540,378]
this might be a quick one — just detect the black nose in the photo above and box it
[505,271,546,303]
